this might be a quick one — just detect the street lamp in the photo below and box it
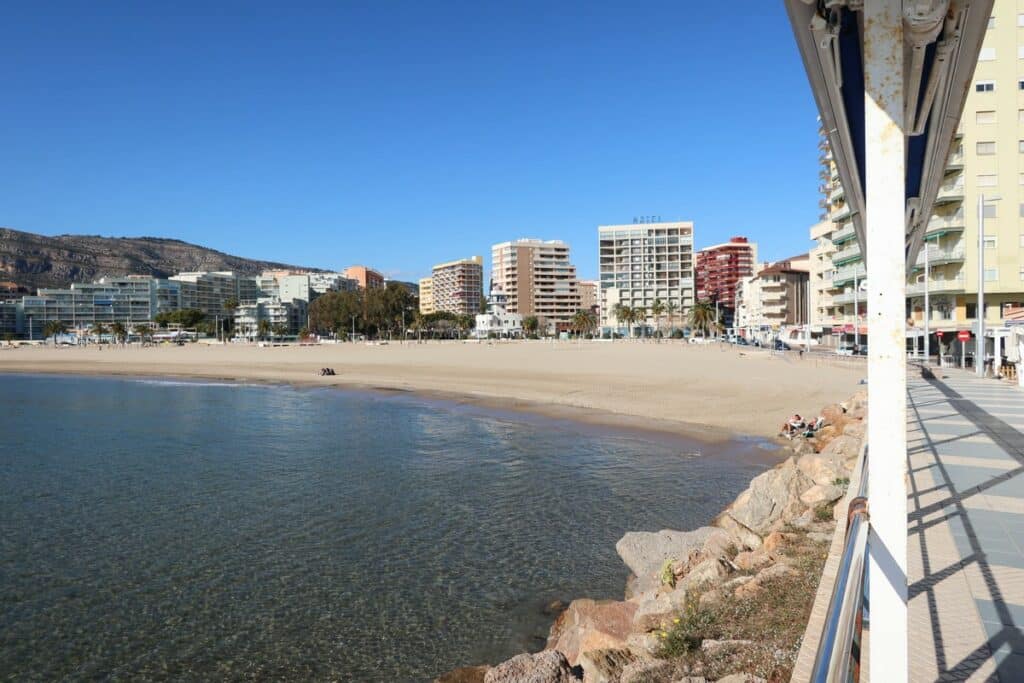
[350,314,358,342]
[977,194,1000,377]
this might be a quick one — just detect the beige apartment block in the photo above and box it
[490,239,581,332]
[418,277,435,315]
[736,255,810,335]
[578,280,598,314]
[426,256,483,316]
[816,0,1024,351]
[809,220,839,335]
[597,221,695,331]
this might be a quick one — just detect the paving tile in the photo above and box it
[974,598,1024,628]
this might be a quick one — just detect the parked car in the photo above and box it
[688,336,713,344]
[773,339,791,351]
[735,337,750,346]
[836,343,855,356]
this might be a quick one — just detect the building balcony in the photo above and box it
[829,183,845,204]
[832,242,862,266]
[831,223,857,245]
[947,148,964,170]
[924,212,965,237]
[907,280,965,296]
[832,290,864,306]
[830,203,852,222]
[832,262,867,287]
[912,245,965,269]
[935,179,964,204]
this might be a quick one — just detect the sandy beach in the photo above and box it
[0,341,864,441]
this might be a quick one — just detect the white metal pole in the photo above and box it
[854,271,860,350]
[924,236,930,363]
[864,1,908,679]
[977,194,985,377]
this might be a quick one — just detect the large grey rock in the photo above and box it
[616,528,719,586]
[484,651,579,683]
[796,452,846,486]
[626,632,661,657]
[799,483,844,507]
[712,513,762,551]
[819,434,860,462]
[546,599,636,665]
[632,591,679,632]
[719,458,812,536]
[577,648,637,683]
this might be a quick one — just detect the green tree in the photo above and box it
[133,324,153,343]
[272,323,289,341]
[612,303,634,338]
[43,320,68,343]
[522,315,540,337]
[571,309,597,338]
[110,322,127,344]
[689,300,717,338]
[650,299,666,334]
[665,301,679,334]
[633,307,647,337]
[257,319,271,341]
[90,322,108,343]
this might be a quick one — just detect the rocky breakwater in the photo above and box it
[435,390,867,683]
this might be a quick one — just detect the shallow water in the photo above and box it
[0,374,776,681]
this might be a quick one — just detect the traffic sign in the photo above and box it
[935,330,944,339]
[957,330,971,342]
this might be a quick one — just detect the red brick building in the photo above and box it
[695,237,757,319]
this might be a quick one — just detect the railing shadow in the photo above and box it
[906,372,1024,681]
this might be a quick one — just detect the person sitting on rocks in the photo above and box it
[781,414,806,438]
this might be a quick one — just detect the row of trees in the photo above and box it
[39,320,157,344]
[308,283,417,339]
[611,299,722,338]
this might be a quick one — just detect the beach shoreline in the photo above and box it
[0,341,864,444]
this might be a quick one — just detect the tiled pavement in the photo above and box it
[907,369,1024,681]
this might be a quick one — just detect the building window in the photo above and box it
[1020,266,1024,281]
[989,16,996,29]
[977,174,998,187]
[1020,203,1024,217]
[966,303,977,318]
[984,235,997,249]
[976,80,996,92]
[1020,233,1024,248]
[984,203,997,218]
[978,141,996,155]
[1019,46,1024,59]
[977,110,996,124]
[979,47,996,61]
[985,268,998,282]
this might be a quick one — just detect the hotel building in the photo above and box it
[420,256,483,316]
[814,0,1024,352]
[695,236,757,325]
[490,239,581,333]
[736,255,811,340]
[597,221,695,332]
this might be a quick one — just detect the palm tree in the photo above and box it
[666,301,679,335]
[110,322,127,345]
[650,299,666,335]
[522,316,540,337]
[133,324,153,344]
[257,319,271,341]
[272,323,289,341]
[633,307,647,337]
[90,322,108,344]
[612,303,633,338]
[43,320,68,344]
[571,309,597,338]
[689,300,717,338]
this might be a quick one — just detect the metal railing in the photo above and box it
[811,447,870,683]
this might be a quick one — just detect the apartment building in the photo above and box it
[343,265,385,290]
[578,280,599,315]
[814,0,1023,356]
[736,255,810,338]
[597,221,695,332]
[418,277,435,315]
[491,239,581,333]
[234,297,306,339]
[421,256,483,316]
[695,236,757,325]
[169,272,254,317]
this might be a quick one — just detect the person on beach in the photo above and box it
[781,413,805,437]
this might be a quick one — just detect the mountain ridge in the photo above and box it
[0,227,323,292]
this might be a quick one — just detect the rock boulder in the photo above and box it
[484,651,580,683]
[546,599,637,665]
[616,528,720,587]
[719,458,812,537]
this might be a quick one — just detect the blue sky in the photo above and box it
[1,2,822,282]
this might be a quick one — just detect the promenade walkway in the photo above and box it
[907,369,1024,681]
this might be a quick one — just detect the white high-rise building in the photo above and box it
[597,220,695,333]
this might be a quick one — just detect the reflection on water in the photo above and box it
[0,374,774,681]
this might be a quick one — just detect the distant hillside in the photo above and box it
[0,227,321,292]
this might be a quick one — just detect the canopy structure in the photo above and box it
[784,1,994,680]
[785,0,993,269]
